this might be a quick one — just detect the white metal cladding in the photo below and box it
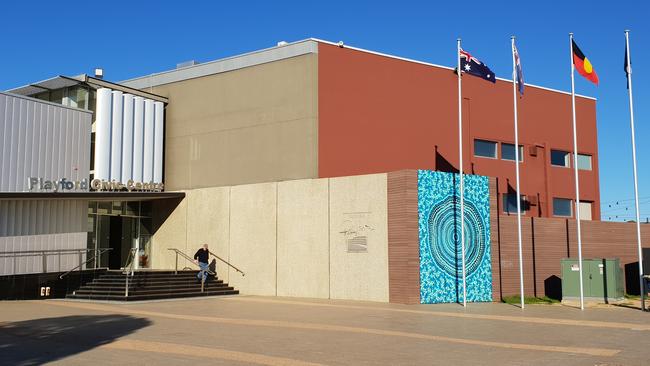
[121,94,135,183]
[0,92,91,192]
[143,99,155,182]
[153,101,164,183]
[132,96,145,182]
[109,90,123,180]
[93,88,163,184]
[94,88,112,180]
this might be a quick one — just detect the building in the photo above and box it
[118,38,600,220]
[4,38,637,304]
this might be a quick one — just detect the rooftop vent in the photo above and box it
[277,41,288,47]
[176,60,199,69]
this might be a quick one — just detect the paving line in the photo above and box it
[44,301,620,357]
[103,339,326,366]
[224,297,650,331]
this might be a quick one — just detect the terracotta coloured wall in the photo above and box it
[387,170,420,304]
[318,43,600,219]
[490,177,650,299]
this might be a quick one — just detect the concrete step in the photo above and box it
[67,288,239,301]
[78,280,227,289]
[88,278,223,286]
[73,285,235,296]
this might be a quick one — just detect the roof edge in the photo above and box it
[310,38,596,101]
[120,39,318,88]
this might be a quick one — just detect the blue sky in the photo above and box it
[2,1,648,221]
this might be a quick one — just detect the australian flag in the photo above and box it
[459,49,496,83]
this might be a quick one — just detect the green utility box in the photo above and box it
[561,258,625,302]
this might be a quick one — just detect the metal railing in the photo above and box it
[209,250,245,277]
[167,248,220,293]
[0,248,110,276]
[59,248,112,279]
[123,248,138,297]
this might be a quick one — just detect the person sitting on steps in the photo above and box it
[193,244,210,284]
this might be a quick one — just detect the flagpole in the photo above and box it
[457,37,467,307]
[569,33,585,310]
[511,36,525,309]
[624,30,645,311]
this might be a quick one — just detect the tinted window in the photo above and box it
[503,193,526,213]
[474,139,497,158]
[551,150,570,167]
[553,198,572,217]
[501,143,523,162]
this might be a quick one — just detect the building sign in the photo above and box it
[27,177,164,192]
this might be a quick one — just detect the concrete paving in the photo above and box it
[1,296,649,365]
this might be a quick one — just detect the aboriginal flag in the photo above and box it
[572,40,598,85]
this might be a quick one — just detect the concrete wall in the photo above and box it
[186,187,230,283]
[150,173,389,302]
[277,179,330,298]
[329,174,389,302]
[229,182,278,296]
[142,54,319,190]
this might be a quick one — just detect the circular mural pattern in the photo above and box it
[427,195,486,278]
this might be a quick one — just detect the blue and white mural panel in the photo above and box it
[418,170,492,303]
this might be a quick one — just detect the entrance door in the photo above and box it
[108,217,123,269]
[107,217,138,269]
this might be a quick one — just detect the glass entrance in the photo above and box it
[87,201,152,270]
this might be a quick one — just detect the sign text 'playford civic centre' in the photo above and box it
[27,177,164,192]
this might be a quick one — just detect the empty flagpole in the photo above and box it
[569,33,585,310]
[511,36,525,309]
[624,30,645,311]
[457,37,467,307]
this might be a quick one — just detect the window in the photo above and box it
[501,143,524,162]
[553,198,573,217]
[503,193,527,214]
[577,154,592,170]
[551,150,570,167]
[474,139,497,158]
[578,201,592,220]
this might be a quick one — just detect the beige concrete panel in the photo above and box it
[152,54,318,138]
[164,136,191,192]
[276,179,329,298]
[148,54,318,190]
[329,174,389,302]
[228,182,277,295]
[151,196,188,270]
[186,187,231,283]
[180,117,317,189]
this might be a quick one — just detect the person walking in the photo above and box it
[194,244,210,283]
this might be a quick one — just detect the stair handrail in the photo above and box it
[59,248,112,279]
[123,248,138,297]
[167,248,216,276]
[208,250,245,277]
[168,248,219,293]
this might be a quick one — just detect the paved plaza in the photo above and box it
[1,296,649,365]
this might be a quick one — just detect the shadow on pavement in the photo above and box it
[0,314,151,366]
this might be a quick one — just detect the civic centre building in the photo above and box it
[1,39,647,303]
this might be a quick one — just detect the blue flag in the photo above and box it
[459,48,496,83]
[513,43,524,95]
